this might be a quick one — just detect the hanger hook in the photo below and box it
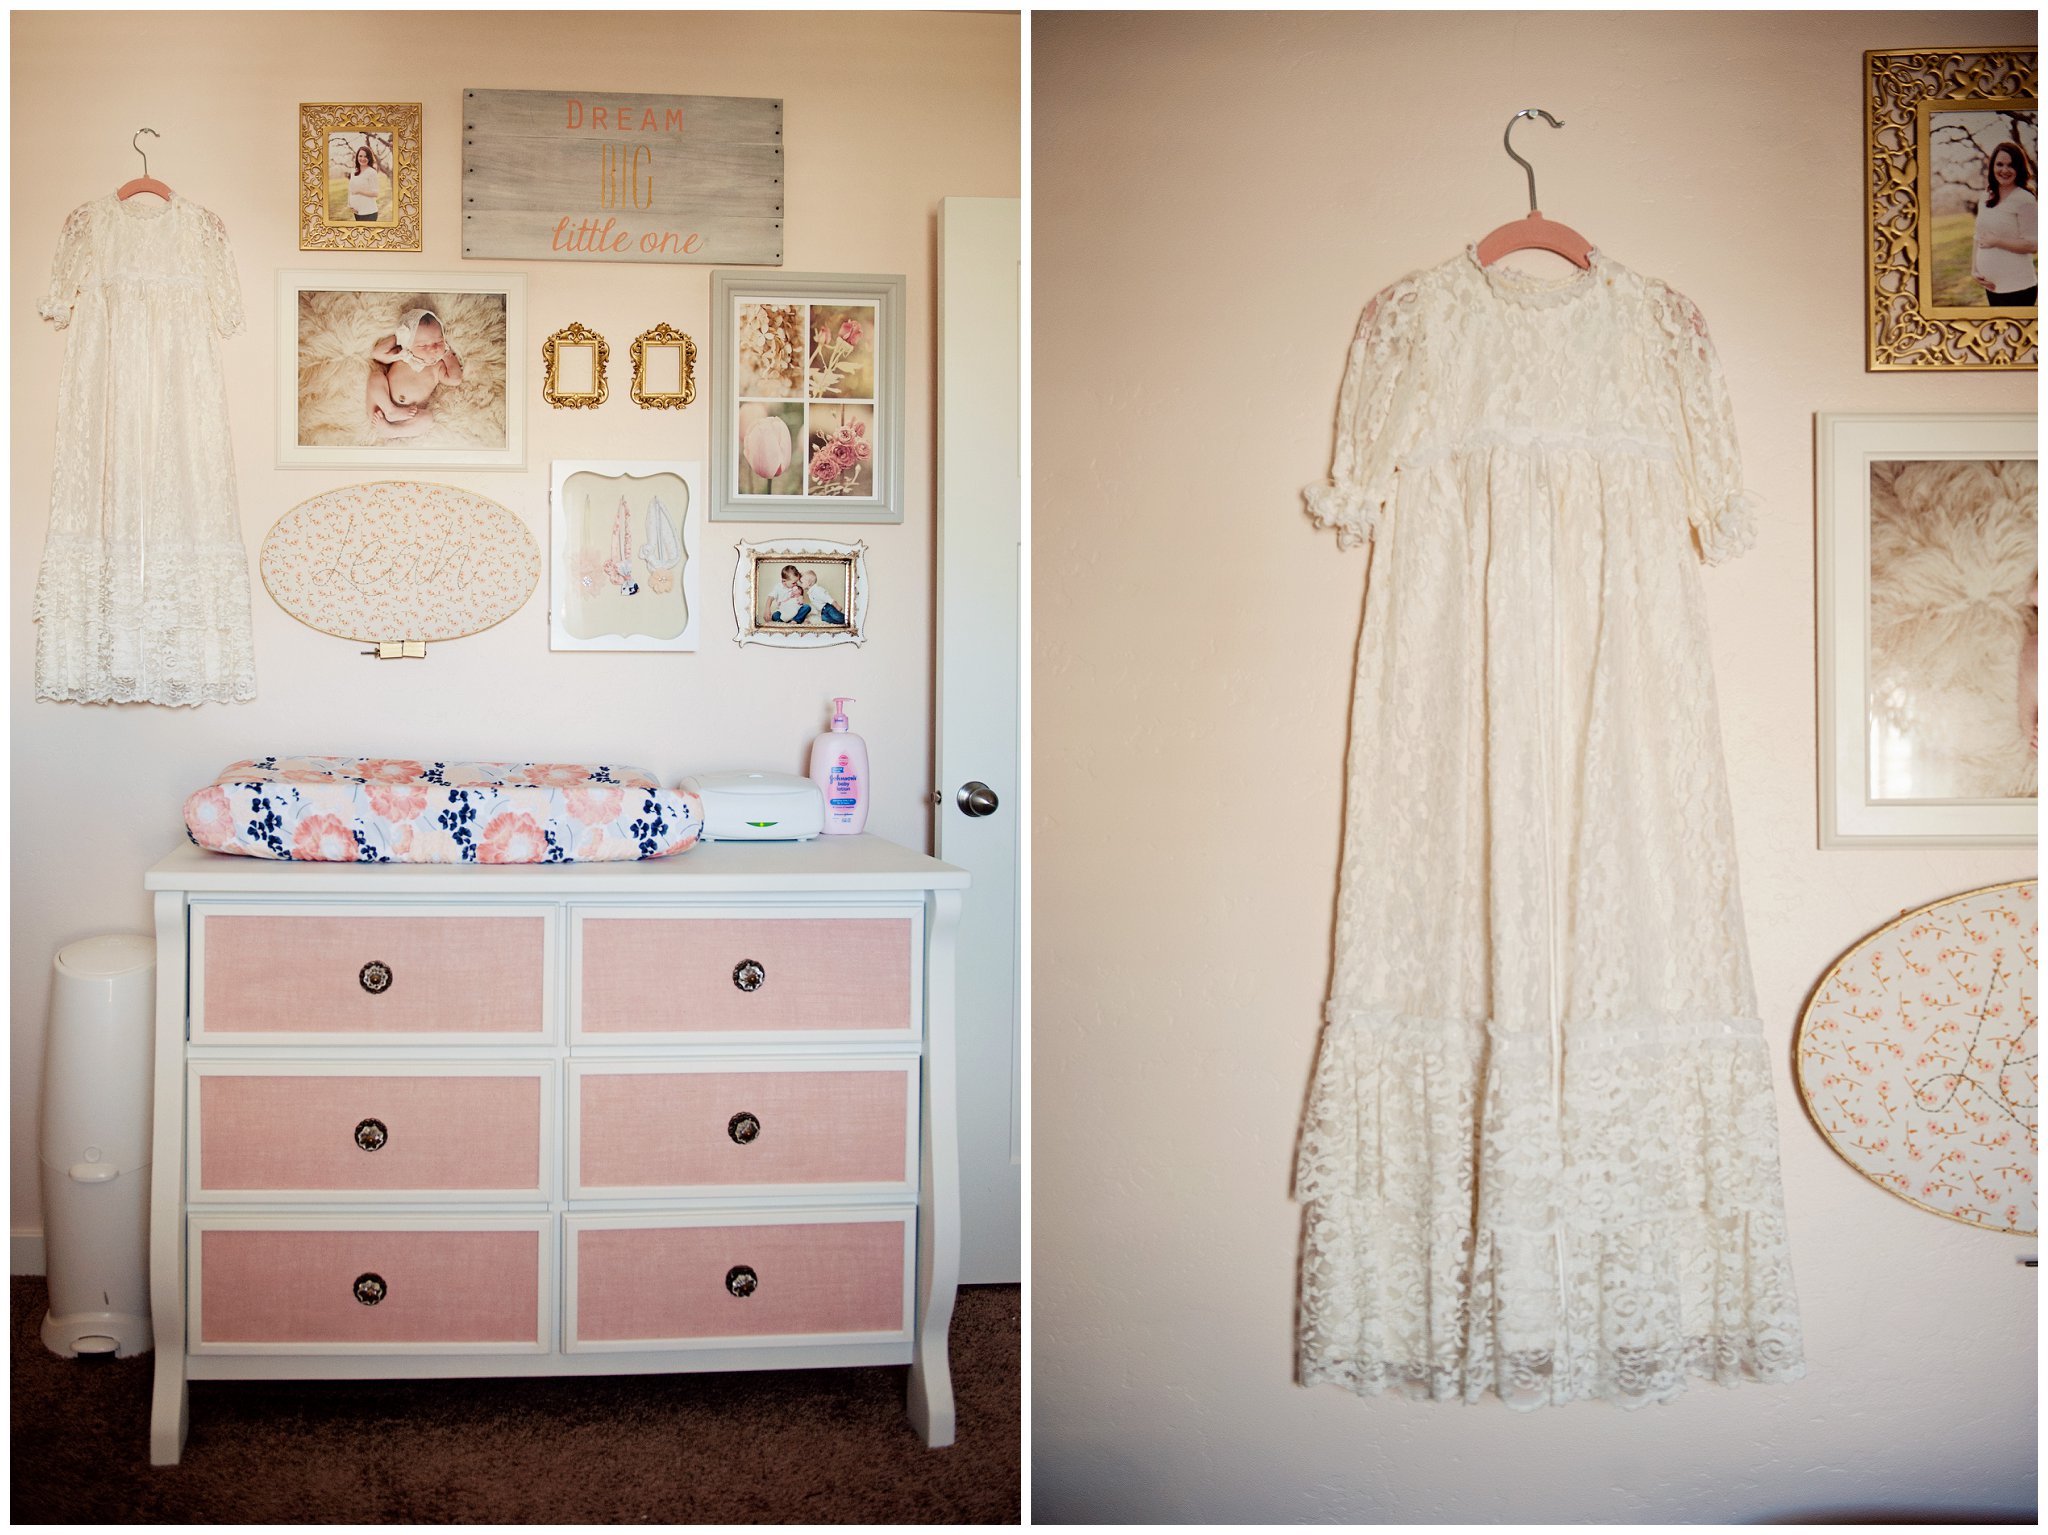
[1503,108,1565,216]
[132,126,159,178]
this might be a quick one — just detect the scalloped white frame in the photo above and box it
[731,538,868,649]
[548,460,702,652]
[1818,411,2038,847]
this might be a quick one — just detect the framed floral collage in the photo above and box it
[708,271,906,523]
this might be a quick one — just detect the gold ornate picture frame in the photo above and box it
[631,323,698,409]
[298,102,423,253]
[543,321,609,409]
[1865,47,2037,371]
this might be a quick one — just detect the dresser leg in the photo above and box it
[149,1360,187,1466]
[909,886,964,1447]
[148,890,190,1466]
[907,1332,956,1447]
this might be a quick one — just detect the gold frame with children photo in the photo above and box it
[731,538,868,649]
[276,271,527,470]
[297,102,423,253]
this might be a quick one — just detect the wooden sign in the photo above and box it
[261,481,541,651]
[462,88,783,266]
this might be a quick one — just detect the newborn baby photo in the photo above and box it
[294,286,510,450]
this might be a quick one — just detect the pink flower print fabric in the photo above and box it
[183,756,704,863]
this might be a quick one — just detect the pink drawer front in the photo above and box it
[197,1072,544,1195]
[577,915,913,1037]
[195,1226,543,1347]
[573,1218,908,1344]
[577,1067,911,1192]
[197,912,548,1037]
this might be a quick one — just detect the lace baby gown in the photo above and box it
[35,193,256,705]
[1296,247,1805,1408]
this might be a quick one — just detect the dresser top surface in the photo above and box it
[146,835,968,895]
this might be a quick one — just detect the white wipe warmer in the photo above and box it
[678,770,826,841]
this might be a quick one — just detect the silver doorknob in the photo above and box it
[957,782,999,817]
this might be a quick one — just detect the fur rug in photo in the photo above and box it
[1868,457,2037,801]
[296,290,509,450]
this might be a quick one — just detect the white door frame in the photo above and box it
[935,195,1022,1283]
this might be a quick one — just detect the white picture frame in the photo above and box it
[1817,411,2038,847]
[548,461,701,652]
[277,269,527,470]
[731,538,868,649]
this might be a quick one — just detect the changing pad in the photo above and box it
[184,757,704,863]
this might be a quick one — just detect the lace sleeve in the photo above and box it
[199,207,245,339]
[37,205,92,329]
[1304,282,1418,551]
[1654,282,1757,565]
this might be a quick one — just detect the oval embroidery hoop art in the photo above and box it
[261,480,541,653]
[1795,880,2038,1236]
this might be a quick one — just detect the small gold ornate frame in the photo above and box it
[298,103,423,253]
[543,322,609,409]
[1865,47,2037,371]
[631,323,698,409]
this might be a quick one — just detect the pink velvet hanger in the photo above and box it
[116,127,173,202]
[1474,108,1593,269]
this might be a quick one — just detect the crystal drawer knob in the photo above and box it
[359,961,393,995]
[728,1112,761,1145]
[732,959,765,992]
[725,1264,758,1298]
[353,1273,387,1306]
[354,1118,388,1152]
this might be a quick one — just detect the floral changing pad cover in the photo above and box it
[185,757,703,863]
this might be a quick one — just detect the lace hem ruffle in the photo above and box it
[1296,1004,1805,1405]
[1300,1204,1807,1409]
[1694,488,1760,565]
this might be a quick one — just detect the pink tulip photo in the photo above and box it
[743,415,792,482]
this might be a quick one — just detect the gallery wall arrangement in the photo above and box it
[11,8,1019,1496]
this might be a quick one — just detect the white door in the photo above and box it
[936,196,1021,1283]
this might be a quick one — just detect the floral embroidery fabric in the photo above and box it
[1296,248,1805,1408]
[35,194,256,705]
[185,758,704,864]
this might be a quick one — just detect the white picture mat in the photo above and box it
[1817,411,2038,846]
[276,269,528,471]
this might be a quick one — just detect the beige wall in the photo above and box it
[10,11,1017,1235]
[1035,10,2035,1523]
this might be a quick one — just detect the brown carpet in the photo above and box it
[10,1276,1019,1524]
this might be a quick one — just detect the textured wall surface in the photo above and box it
[10,10,1017,1238]
[1034,10,2036,1524]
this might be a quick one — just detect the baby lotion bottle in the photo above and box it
[808,696,870,834]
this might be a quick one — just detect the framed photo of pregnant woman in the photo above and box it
[298,102,423,253]
[1865,48,2036,370]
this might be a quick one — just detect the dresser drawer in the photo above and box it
[191,904,556,1043]
[569,1058,916,1198]
[564,1210,913,1352]
[190,1217,551,1354]
[191,1063,553,1202]
[570,907,919,1043]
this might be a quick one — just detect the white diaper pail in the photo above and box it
[39,933,156,1357]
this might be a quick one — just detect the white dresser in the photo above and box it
[143,836,968,1466]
